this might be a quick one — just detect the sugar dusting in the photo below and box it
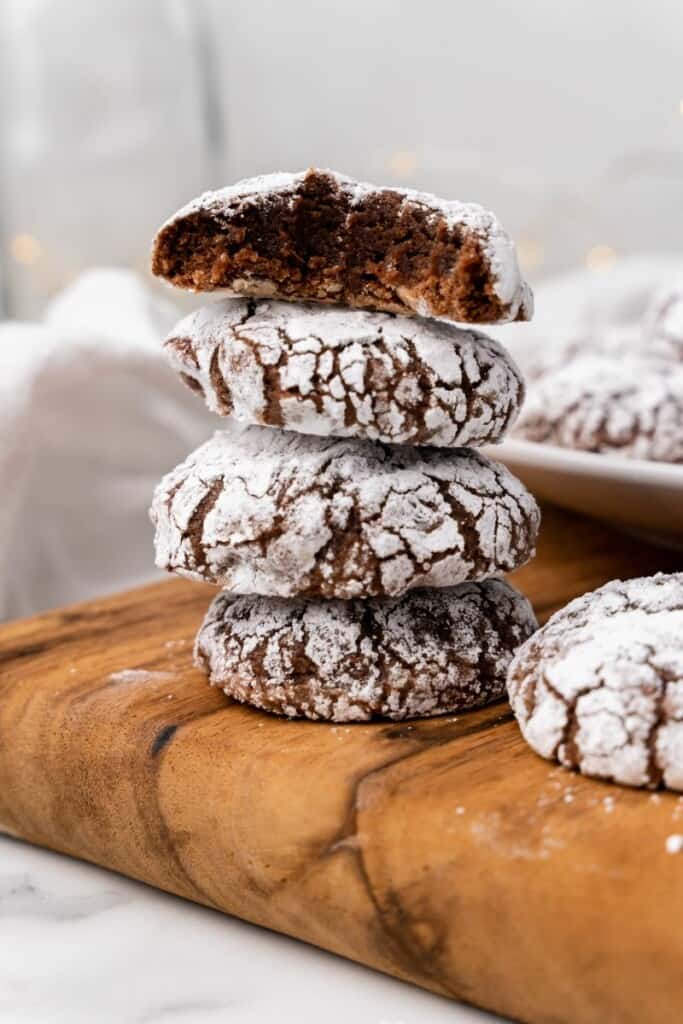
[108,669,174,684]
[164,639,187,651]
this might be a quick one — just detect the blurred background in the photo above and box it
[2,0,683,316]
[0,0,682,620]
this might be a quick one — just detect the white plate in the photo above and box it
[484,439,683,549]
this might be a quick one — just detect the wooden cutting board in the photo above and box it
[2,504,683,1024]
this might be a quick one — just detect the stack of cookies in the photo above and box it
[150,169,540,722]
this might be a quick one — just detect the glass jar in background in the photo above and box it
[0,0,222,318]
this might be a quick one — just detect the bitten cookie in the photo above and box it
[513,355,683,462]
[507,574,683,791]
[196,580,538,722]
[165,298,525,447]
[150,426,540,599]
[151,168,533,325]
[642,282,683,362]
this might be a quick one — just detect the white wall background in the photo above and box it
[1,0,683,315]
[210,0,683,272]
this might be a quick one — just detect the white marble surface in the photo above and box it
[0,835,502,1024]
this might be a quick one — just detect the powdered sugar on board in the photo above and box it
[507,573,683,791]
[155,169,532,321]
[108,669,174,684]
[150,425,540,599]
[164,298,525,448]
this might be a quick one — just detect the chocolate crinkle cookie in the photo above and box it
[196,580,538,722]
[517,324,643,382]
[513,354,683,463]
[150,426,540,599]
[507,573,683,791]
[151,169,532,325]
[641,281,683,362]
[164,298,525,447]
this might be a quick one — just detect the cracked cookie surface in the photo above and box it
[507,573,683,791]
[165,298,525,447]
[196,580,538,722]
[150,426,540,599]
[513,355,683,462]
[151,168,532,324]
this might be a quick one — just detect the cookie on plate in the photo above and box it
[516,325,642,382]
[151,168,533,325]
[507,573,683,791]
[512,354,683,463]
[165,298,525,447]
[151,426,540,599]
[641,282,683,362]
[196,579,537,722]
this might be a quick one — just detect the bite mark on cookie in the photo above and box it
[151,169,532,325]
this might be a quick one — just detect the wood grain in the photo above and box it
[1,504,683,1024]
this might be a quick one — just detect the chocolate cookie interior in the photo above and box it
[152,169,521,323]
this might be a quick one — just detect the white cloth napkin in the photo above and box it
[0,269,215,621]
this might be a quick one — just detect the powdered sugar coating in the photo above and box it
[165,298,525,447]
[508,573,683,791]
[153,169,532,323]
[642,282,683,362]
[195,580,537,722]
[513,354,683,462]
[150,426,540,599]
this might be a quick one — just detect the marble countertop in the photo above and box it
[0,836,501,1024]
